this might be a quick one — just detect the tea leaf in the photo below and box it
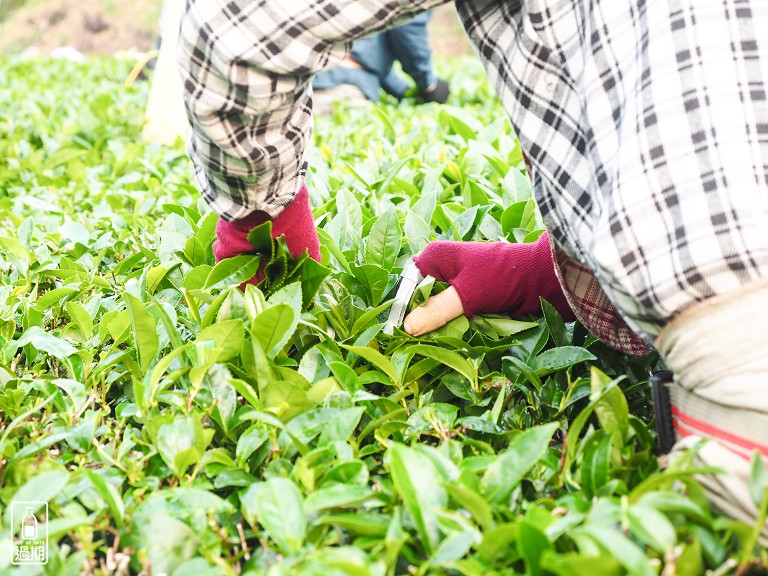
[533,346,596,377]
[241,478,306,555]
[626,504,677,554]
[196,319,245,362]
[342,345,400,387]
[481,422,558,503]
[389,443,447,554]
[9,471,70,511]
[590,367,630,442]
[204,255,261,290]
[748,452,768,507]
[124,294,159,374]
[577,526,655,576]
[156,415,209,477]
[15,326,77,359]
[366,206,401,272]
[251,304,297,358]
[402,344,478,391]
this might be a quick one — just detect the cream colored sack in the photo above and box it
[657,278,768,541]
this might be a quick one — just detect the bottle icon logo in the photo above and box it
[21,508,38,540]
[10,501,48,565]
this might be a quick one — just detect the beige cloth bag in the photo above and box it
[656,278,768,543]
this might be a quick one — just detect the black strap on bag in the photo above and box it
[651,370,676,455]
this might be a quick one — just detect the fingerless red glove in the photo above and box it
[413,232,575,321]
[212,184,321,285]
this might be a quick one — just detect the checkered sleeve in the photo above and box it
[177,0,446,221]
[452,0,768,349]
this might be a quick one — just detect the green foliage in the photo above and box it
[0,55,764,575]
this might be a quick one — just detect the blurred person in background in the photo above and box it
[312,11,449,114]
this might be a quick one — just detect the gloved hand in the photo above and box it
[421,78,450,104]
[403,231,575,336]
[212,184,321,286]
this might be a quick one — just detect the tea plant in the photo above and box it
[0,56,765,576]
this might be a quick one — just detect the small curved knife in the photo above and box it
[383,258,424,335]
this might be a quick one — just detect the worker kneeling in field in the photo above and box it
[176,1,768,535]
[312,11,450,115]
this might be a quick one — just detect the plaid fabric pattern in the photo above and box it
[177,0,444,221]
[551,245,650,356]
[456,0,768,344]
[177,0,768,353]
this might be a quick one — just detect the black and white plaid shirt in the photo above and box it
[177,0,768,354]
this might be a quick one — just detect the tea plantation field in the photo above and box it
[0,57,765,575]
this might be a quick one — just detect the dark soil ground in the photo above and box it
[0,0,161,55]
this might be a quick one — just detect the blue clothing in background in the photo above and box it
[314,11,436,101]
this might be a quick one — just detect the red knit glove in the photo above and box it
[212,184,321,286]
[404,232,574,336]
